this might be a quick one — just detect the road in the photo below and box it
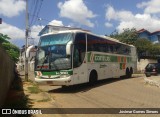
[38,75,160,109]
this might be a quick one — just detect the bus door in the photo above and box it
[72,33,87,84]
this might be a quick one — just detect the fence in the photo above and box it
[0,44,15,107]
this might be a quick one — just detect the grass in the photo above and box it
[27,84,41,94]
[37,98,51,102]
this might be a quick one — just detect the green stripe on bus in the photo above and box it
[37,70,73,76]
[87,52,132,63]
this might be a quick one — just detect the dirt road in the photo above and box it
[38,75,160,109]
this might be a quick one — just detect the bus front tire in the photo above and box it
[89,70,98,85]
[126,68,130,78]
[125,68,133,78]
[129,68,133,78]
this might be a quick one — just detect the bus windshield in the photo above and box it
[35,33,73,71]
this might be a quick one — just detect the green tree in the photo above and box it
[134,38,152,58]
[110,28,138,45]
[149,44,160,57]
[0,33,10,43]
[109,28,160,59]
[0,33,20,62]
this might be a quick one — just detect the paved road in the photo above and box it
[38,75,160,109]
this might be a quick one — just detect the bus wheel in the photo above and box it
[126,68,130,78]
[89,70,98,85]
[129,68,133,78]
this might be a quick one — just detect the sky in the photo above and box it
[0,0,160,48]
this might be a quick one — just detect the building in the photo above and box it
[18,45,37,71]
[137,29,160,43]
[38,25,89,36]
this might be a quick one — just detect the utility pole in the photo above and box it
[25,0,29,81]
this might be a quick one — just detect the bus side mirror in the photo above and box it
[66,41,72,56]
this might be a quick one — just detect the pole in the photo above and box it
[25,0,29,81]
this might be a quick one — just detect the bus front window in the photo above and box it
[35,33,73,71]
[50,45,71,70]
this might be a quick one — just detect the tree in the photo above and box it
[134,38,152,58]
[110,28,138,45]
[109,28,160,59]
[0,33,20,62]
[149,44,160,57]
[0,33,10,43]
[2,42,20,62]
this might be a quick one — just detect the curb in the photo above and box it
[144,77,160,88]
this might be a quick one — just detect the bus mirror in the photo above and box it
[66,41,72,56]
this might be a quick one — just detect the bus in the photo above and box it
[34,29,137,86]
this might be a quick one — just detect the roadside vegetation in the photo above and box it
[3,73,33,117]
[27,84,41,94]
[0,33,20,62]
[110,28,160,59]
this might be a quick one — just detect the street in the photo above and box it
[37,75,160,108]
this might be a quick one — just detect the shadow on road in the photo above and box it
[48,74,143,94]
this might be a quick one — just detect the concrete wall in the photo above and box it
[137,59,157,72]
[0,44,15,107]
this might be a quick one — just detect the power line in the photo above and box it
[29,0,39,26]
[35,0,43,24]
[29,14,50,23]
[29,0,34,15]
[29,0,43,26]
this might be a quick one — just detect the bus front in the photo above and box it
[34,32,74,86]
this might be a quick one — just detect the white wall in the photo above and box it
[137,59,157,72]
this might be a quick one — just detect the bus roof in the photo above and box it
[41,29,134,47]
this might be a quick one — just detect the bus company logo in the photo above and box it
[95,55,111,62]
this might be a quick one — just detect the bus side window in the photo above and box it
[109,45,113,53]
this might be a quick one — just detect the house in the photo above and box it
[38,25,89,36]
[137,29,160,43]
[18,45,37,71]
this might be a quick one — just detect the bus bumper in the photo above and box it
[35,76,72,86]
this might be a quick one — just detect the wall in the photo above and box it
[137,59,157,73]
[0,44,15,107]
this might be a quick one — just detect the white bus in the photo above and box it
[35,29,137,86]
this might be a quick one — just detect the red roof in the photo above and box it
[151,30,160,34]
[137,29,150,33]
[137,29,160,35]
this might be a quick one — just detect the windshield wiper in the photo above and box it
[39,54,49,70]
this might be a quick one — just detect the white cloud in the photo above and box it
[0,22,44,45]
[105,5,116,21]
[137,0,160,14]
[0,22,25,40]
[58,0,96,27]
[0,0,25,17]
[105,4,160,33]
[48,20,64,26]
[30,25,44,44]
[105,22,113,28]
[105,5,134,21]
[117,13,160,32]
